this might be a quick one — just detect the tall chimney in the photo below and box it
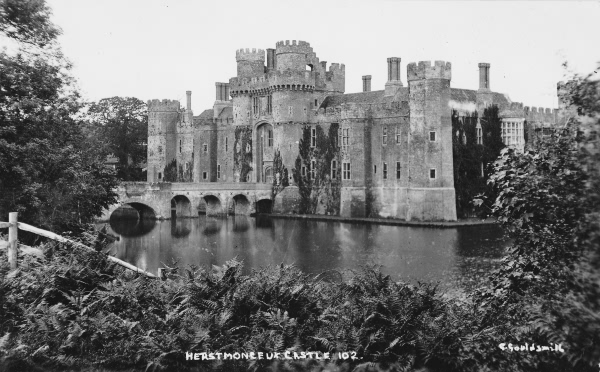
[362,75,372,92]
[267,48,275,71]
[478,63,490,91]
[186,90,191,110]
[224,83,230,101]
[385,57,403,96]
[215,82,222,101]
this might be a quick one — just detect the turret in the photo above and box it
[236,48,265,78]
[407,60,456,221]
[147,99,181,182]
[274,40,313,72]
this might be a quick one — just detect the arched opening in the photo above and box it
[232,194,251,215]
[171,195,192,218]
[203,195,223,217]
[256,199,273,214]
[256,122,274,183]
[109,202,156,237]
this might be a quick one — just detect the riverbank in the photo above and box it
[265,213,497,228]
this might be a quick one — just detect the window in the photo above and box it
[501,120,524,148]
[267,129,273,147]
[225,137,228,152]
[429,168,436,179]
[373,165,377,174]
[314,99,318,107]
[288,106,293,116]
[480,162,484,178]
[203,143,208,153]
[158,172,162,180]
[396,162,401,179]
[179,139,182,153]
[267,95,272,114]
[332,125,339,147]
[342,128,349,147]
[310,159,316,180]
[429,131,436,142]
[311,127,316,147]
[217,164,221,179]
[342,162,351,180]
[396,127,401,144]
[301,166,306,177]
[203,171,208,180]
[383,163,388,179]
[253,97,259,114]
[382,126,388,145]
[476,126,483,145]
[331,160,337,179]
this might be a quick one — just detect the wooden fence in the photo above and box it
[0,212,156,278]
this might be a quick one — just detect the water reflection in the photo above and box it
[103,216,508,290]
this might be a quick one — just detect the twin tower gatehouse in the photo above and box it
[146,40,560,221]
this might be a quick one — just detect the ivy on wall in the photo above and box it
[271,149,289,201]
[234,126,253,182]
[292,123,341,214]
[452,105,504,218]
[162,158,194,182]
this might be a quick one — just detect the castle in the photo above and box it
[146,40,560,221]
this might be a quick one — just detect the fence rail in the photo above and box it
[1,212,155,278]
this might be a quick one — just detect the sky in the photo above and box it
[40,0,600,113]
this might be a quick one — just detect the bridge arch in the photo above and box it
[171,195,193,218]
[256,198,273,214]
[110,202,157,220]
[231,194,252,215]
[108,202,157,237]
[202,194,224,216]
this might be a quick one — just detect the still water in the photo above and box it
[102,216,508,290]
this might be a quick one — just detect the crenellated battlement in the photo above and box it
[329,63,345,72]
[275,40,313,55]
[407,61,452,81]
[147,99,181,111]
[236,48,265,62]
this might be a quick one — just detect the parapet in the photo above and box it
[329,63,345,72]
[236,48,265,62]
[407,61,452,81]
[147,99,180,111]
[275,40,313,55]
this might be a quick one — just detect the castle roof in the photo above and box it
[450,88,511,107]
[320,90,397,108]
[193,109,213,125]
[216,106,232,120]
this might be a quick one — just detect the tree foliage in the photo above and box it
[0,0,117,234]
[86,97,148,181]
[0,0,60,48]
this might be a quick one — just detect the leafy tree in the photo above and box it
[86,96,148,181]
[270,149,289,201]
[0,0,117,234]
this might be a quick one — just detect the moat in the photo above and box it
[101,216,508,291]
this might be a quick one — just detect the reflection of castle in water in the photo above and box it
[170,218,191,238]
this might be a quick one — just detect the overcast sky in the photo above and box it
[43,0,599,113]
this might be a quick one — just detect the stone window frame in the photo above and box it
[383,162,388,180]
[382,126,388,145]
[396,161,401,179]
[225,137,228,152]
[266,95,272,114]
[373,164,377,174]
[203,143,208,153]
[179,139,182,153]
[253,96,260,114]
[311,127,316,147]
[342,161,351,180]
[267,129,273,147]
[476,123,483,145]
[429,131,437,142]
[202,171,208,180]
[217,164,221,179]
[301,165,306,177]
[429,168,437,180]
[342,128,350,148]
[395,127,401,144]
[310,159,316,180]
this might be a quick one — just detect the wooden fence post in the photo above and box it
[8,212,18,270]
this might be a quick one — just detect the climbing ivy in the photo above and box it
[234,126,253,182]
[271,149,289,201]
[292,123,341,214]
[163,159,178,182]
[162,158,194,182]
[452,106,503,217]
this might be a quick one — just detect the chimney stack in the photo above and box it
[267,48,275,71]
[478,63,490,91]
[186,91,191,110]
[362,75,372,92]
[385,57,403,96]
[215,82,230,101]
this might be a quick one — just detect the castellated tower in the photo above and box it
[147,99,180,182]
[407,61,457,221]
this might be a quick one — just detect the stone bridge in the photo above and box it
[100,182,277,220]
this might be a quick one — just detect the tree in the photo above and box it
[86,97,148,181]
[271,149,289,201]
[0,0,117,234]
